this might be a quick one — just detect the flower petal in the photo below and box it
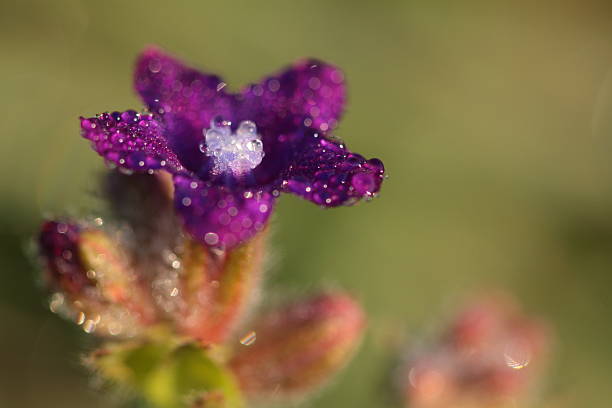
[239,60,346,185]
[135,47,235,173]
[173,174,275,249]
[81,111,182,172]
[283,134,385,207]
[240,59,346,134]
[229,292,365,400]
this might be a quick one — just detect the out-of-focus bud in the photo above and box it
[89,341,244,408]
[398,294,551,408]
[39,220,156,336]
[102,171,179,262]
[177,230,268,345]
[228,292,365,401]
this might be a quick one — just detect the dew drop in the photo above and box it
[268,79,280,92]
[252,84,264,96]
[504,340,532,370]
[308,77,321,90]
[204,232,219,245]
[148,58,162,73]
[75,312,86,325]
[240,330,257,346]
[49,293,65,313]
[83,319,97,333]
[108,322,123,336]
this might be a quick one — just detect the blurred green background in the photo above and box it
[2,0,612,406]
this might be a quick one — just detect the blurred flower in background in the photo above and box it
[397,293,552,408]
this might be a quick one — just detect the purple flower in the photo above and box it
[81,47,385,248]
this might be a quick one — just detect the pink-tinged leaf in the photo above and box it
[178,230,268,345]
[79,229,157,326]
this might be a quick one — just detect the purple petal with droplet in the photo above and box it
[80,111,182,172]
[134,47,236,174]
[239,59,346,185]
[173,174,275,249]
[240,58,346,134]
[283,134,385,207]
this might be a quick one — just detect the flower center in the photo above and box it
[200,119,264,176]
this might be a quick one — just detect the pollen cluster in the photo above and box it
[200,119,264,176]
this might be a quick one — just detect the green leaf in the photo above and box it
[92,341,244,408]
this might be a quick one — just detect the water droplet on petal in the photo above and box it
[148,58,162,73]
[204,232,219,245]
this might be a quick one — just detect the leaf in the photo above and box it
[92,340,244,408]
[179,230,268,344]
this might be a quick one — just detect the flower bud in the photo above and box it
[177,230,268,345]
[398,294,550,408]
[39,220,156,336]
[39,221,92,296]
[228,292,365,401]
[102,170,179,262]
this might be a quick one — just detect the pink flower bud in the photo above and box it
[39,220,156,336]
[399,294,551,408]
[229,292,365,401]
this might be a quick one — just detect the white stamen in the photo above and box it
[200,119,264,176]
